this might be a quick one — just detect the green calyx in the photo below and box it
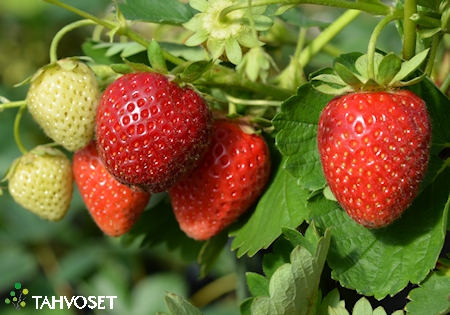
[312,48,430,95]
[183,0,273,65]
[15,57,92,87]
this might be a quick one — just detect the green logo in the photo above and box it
[4,283,28,310]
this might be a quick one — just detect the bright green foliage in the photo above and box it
[244,225,331,314]
[405,268,450,315]
[230,158,311,257]
[118,0,195,25]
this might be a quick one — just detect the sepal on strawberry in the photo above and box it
[312,49,430,94]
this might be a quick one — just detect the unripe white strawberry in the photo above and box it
[26,59,100,151]
[7,146,74,221]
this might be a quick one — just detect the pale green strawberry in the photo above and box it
[7,146,74,221]
[26,59,100,151]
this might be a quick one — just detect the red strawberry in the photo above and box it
[96,72,213,193]
[73,141,151,236]
[317,90,431,228]
[169,119,271,241]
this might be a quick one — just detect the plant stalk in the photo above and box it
[403,0,417,60]
[50,19,97,63]
[14,105,28,155]
[219,0,391,22]
[0,100,27,110]
[367,11,403,80]
[42,0,184,66]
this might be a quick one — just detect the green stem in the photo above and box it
[219,0,392,22]
[425,33,441,77]
[367,11,403,80]
[0,100,27,110]
[14,105,28,155]
[403,0,417,60]
[247,0,259,43]
[299,9,361,67]
[294,27,307,60]
[439,69,450,94]
[225,94,282,106]
[50,19,97,63]
[42,0,184,66]
[197,65,292,100]
[42,0,116,30]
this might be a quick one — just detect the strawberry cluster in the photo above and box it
[7,64,271,240]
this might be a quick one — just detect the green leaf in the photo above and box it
[416,0,440,11]
[164,292,203,315]
[122,59,154,73]
[177,60,213,83]
[148,40,168,74]
[376,53,402,86]
[405,270,450,315]
[246,272,270,297]
[224,37,243,65]
[90,41,147,59]
[334,62,364,87]
[278,6,330,28]
[311,74,347,86]
[118,0,195,25]
[407,77,450,190]
[261,237,294,281]
[316,289,345,315]
[308,164,449,299]
[240,298,255,315]
[250,228,331,315]
[352,297,373,315]
[372,307,388,315]
[197,231,228,278]
[335,52,364,75]
[230,157,310,257]
[82,40,127,65]
[329,307,350,315]
[110,63,134,74]
[354,53,383,80]
[272,83,334,191]
[391,48,430,82]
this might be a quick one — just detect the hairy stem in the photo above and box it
[225,94,282,106]
[43,0,184,66]
[367,11,403,80]
[14,105,28,155]
[219,0,392,22]
[50,19,97,63]
[425,33,442,77]
[402,0,417,60]
[42,0,115,30]
[0,99,27,110]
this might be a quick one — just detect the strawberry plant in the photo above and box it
[1,0,450,314]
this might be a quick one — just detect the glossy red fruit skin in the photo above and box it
[169,120,271,241]
[96,72,213,193]
[317,90,431,228]
[73,141,151,237]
